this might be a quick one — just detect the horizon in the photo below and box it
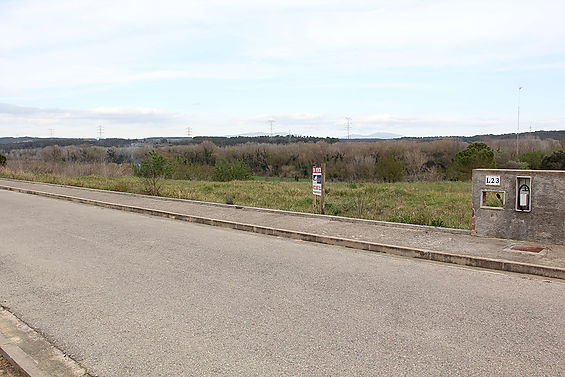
[1,0,564,139]
[2,128,563,142]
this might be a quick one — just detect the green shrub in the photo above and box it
[540,150,565,170]
[375,156,405,182]
[447,142,495,180]
[214,161,252,182]
[519,151,544,169]
[0,153,6,167]
[133,151,172,195]
[171,162,214,181]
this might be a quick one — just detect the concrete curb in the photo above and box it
[0,333,49,377]
[0,178,469,235]
[1,184,564,280]
[0,308,91,377]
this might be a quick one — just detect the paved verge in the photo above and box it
[0,307,89,377]
[0,178,563,279]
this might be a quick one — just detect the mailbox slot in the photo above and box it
[515,176,532,212]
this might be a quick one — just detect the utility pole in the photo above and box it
[321,163,326,214]
[268,119,275,137]
[516,87,522,158]
[97,125,104,140]
[345,117,352,139]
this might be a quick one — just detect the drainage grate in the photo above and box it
[510,245,545,253]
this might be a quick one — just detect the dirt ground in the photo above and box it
[0,354,24,377]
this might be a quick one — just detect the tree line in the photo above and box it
[2,135,563,182]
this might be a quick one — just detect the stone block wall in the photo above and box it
[472,169,564,245]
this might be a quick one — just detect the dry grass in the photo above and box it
[6,160,132,177]
[0,168,472,229]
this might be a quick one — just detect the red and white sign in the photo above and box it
[312,166,323,196]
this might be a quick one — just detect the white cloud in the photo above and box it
[0,103,193,138]
[0,0,564,138]
[1,102,562,138]
[1,0,564,94]
[246,0,565,67]
[244,113,329,123]
[236,111,547,138]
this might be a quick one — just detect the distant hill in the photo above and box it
[0,137,140,152]
[348,132,402,139]
[397,130,565,143]
[0,137,36,144]
[224,131,403,139]
[0,130,563,151]
[224,132,272,137]
[181,135,339,146]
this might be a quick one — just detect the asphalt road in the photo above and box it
[0,190,564,377]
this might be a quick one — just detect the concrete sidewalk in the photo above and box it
[1,178,563,279]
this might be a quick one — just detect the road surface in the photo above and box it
[0,190,563,376]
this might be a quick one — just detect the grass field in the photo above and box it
[0,170,472,229]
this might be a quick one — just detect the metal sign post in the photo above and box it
[312,165,325,214]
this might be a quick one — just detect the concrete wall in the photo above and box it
[472,169,564,245]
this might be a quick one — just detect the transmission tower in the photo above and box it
[186,126,192,138]
[48,128,55,138]
[268,119,276,137]
[97,125,104,140]
[345,117,352,139]
[516,87,522,157]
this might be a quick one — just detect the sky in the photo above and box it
[1,0,564,139]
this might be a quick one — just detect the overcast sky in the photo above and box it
[1,0,564,138]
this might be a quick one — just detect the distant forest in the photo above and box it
[1,130,563,182]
